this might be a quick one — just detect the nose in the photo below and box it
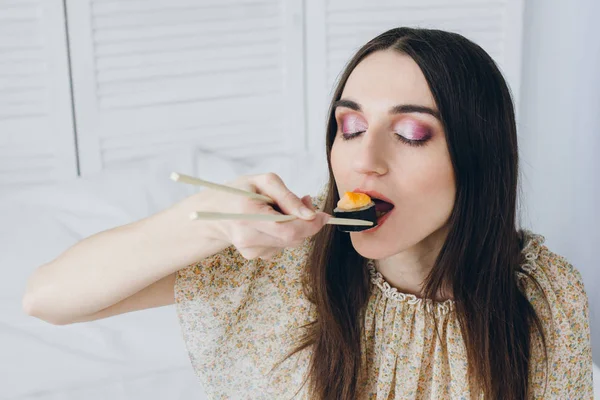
[351,128,389,176]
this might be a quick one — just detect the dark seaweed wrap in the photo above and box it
[333,202,378,232]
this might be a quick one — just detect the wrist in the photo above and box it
[138,194,230,270]
[177,192,229,243]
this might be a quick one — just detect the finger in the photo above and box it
[252,173,316,220]
[290,211,331,237]
[235,207,299,246]
[301,195,316,211]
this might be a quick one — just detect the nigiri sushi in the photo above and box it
[333,191,377,232]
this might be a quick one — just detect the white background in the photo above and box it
[519,0,600,364]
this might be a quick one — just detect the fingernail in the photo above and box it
[300,207,316,218]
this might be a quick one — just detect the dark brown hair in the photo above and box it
[277,27,548,399]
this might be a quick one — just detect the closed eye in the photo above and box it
[341,130,429,147]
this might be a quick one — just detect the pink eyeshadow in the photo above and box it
[395,120,431,140]
[341,114,368,133]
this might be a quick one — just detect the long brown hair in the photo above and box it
[279,27,548,399]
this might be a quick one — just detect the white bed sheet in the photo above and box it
[13,367,204,400]
[1,149,201,399]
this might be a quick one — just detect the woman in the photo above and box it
[23,28,592,399]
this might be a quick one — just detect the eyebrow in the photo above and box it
[333,99,441,120]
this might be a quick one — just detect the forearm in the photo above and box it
[22,195,228,324]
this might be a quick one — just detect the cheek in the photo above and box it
[419,158,456,218]
[423,170,455,214]
[426,160,455,192]
[402,149,455,206]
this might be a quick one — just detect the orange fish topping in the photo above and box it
[336,191,372,210]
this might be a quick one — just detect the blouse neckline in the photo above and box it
[367,260,455,316]
[365,229,545,316]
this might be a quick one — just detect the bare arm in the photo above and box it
[22,193,229,325]
[69,272,176,324]
[22,173,329,326]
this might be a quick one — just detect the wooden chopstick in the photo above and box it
[170,172,274,204]
[171,172,374,227]
[190,212,374,226]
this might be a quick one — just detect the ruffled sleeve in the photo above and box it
[172,190,328,399]
[517,231,593,398]
[175,244,255,337]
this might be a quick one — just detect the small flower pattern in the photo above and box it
[174,191,593,399]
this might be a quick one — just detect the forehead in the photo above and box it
[340,50,436,110]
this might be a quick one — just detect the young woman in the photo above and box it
[23,27,592,399]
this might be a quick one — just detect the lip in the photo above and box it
[351,188,395,205]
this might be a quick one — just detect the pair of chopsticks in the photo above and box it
[169,172,374,227]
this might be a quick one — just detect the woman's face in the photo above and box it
[330,50,456,260]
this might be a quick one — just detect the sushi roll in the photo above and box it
[333,191,377,232]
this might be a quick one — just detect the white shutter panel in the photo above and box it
[66,0,305,174]
[0,0,77,188]
[306,0,524,154]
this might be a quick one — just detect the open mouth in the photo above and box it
[372,198,394,219]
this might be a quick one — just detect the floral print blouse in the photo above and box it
[174,194,592,399]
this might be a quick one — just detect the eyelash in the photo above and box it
[340,131,429,147]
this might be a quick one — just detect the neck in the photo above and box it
[374,225,451,301]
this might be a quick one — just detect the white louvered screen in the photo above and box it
[305,0,524,154]
[66,0,305,174]
[0,0,77,188]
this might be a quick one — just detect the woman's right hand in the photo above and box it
[196,173,331,260]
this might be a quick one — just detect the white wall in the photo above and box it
[519,0,600,363]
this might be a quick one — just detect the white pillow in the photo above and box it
[0,148,199,297]
[196,150,330,199]
[243,152,329,197]
[1,147,241,397]
[194,149,244,185]
[1,148,195,223]
[1,147,245,296]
